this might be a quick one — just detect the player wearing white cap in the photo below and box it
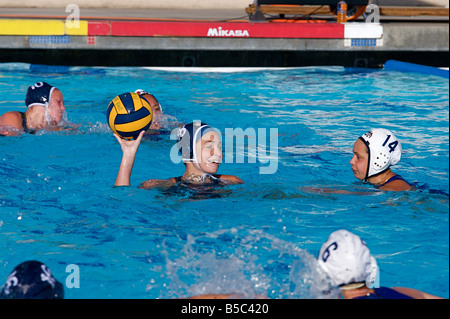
[350,128,412,191]
[318,230,443,299]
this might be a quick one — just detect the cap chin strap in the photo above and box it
[192,154,218,182]
[201,172,217,183]
[338,256,379,290]
[359,137,371,182]
[191,125,219,182]
[183,159,217,183]
[366,256,379,288]
[44,102,51,125]
[44,87,55,125]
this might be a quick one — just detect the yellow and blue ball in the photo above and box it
[106,92,153,140]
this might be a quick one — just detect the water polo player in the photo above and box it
[317,230,442,299]
[0,82,66,136]
[350,128,412,191]
[114,121,243,188]
[134,89,163,130]
[0,260,64,299]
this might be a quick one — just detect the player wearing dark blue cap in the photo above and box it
[0,82,66,136]
[134,89,164,131]
[0,261,64,299]
[114,121,243,189]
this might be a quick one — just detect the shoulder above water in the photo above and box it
[0,111,24,136]
[376,175,413,191]
[213,174,244,185]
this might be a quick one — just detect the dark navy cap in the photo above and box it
[0,261,64,299]
[25,82,56,107]
[177,121,216,162]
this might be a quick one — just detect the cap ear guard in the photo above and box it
[25,82,57,125]
[176,121,213,164]
[360,128,402,180]
[134,89,149,95]
[176,126,194,163]
[25,82,55,107]
[365,256,380,288]
[135,89,163,112]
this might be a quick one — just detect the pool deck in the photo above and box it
[0,6,448,68]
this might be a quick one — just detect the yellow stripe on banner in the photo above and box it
[0,19,65,35]
[0,19,88,36]
[65,20,88,35]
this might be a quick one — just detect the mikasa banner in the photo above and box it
[108,21,345,39]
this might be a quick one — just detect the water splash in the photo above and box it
[151,227,338,299]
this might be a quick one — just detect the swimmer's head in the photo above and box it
[317,230,378,288]
[0,260,64,299]
[135,89,163,129]
[351,128,402,181]
[25,82,65,125]
[176,121,222,174]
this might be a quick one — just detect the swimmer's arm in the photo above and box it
[214,174,244,184]
[392,287,444,299]
[114,131,144,187]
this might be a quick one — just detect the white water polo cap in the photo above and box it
[318,230,378,287]
[359,128,402,180]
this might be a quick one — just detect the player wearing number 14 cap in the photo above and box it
[350,128,412,191]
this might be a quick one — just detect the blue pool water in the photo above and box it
[0,63,448,299]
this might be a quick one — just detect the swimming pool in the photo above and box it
[0,63,448,299]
